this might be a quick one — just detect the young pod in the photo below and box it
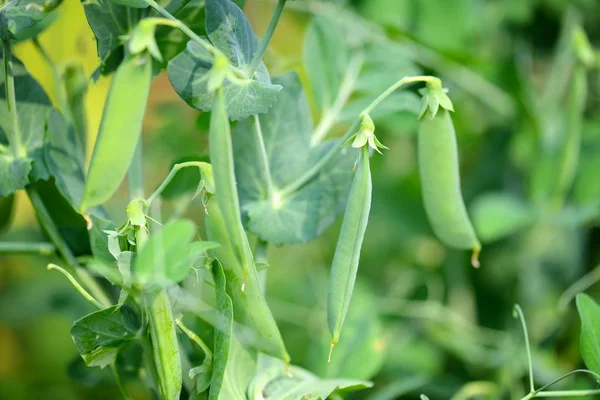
[418,108,481,265]
[327,146,372,355]
[80,54,152,212]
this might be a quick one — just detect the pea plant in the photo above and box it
[2,0,600,399]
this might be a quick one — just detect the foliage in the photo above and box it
[2,1,600,400]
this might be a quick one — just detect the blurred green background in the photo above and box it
[2,0,600,399]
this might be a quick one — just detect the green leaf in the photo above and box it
[156,0,206,64]
[111,0,148,8]
[304,15,350,110]
[81,0,142,74]
[470,193,535,243]
[167,0,282,120]
[233,72,357,245]
[71,301,141,368]
[134,219,209,287]
[88,214,116,265]
[215,337,256,399]
[208,260,233,399]
[248,354,372,400]
[0,0,61,41]
[576,294,600,377]
[0,155,30,196]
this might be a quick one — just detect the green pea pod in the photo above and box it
[205,195,290,362]
[419,109,481,266]
[327,147,372,355]
[80,54,152,213]
[208,88,254,285]
[147,289,182,400]
[555,64,587,200]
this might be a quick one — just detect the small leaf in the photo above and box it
[71,301,141,368]
[576,294,600,378]
[134,219,206,287]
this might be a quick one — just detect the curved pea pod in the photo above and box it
[80,53,153,213]
[327,147,372,356]
[208,88,254,280]
[418,109,481,266]
[205,195,290,363]
[148,289,182,400]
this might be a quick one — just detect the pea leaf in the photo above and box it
[233,72,357,245]
[0,0,60,41]
[0,156,30,196]
[304,15,350,111]
[82,0,142,74]
[88,214,116,265]
[167,0,282,120]
[576,294,600,377]
[71,301,142,368]
[134,219,216,287]
[248,354,373,400]
[208,260,233,399]
[470,193,535,243]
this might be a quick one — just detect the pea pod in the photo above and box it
[147,289,182,400]
[208,88,254,284]
[80,54,152,212]
[133,218,181,400]
[418,108,481,265]
[205,195,290,362]
[327,146,372,355]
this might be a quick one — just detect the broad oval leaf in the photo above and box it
[233,72,357,245]
[576,294,600,378]
[167,0,282,120]
[0,0,61,41]
[248,354,372,400]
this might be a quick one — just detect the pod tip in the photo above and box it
[328,342,335,363]
[284,361,292,377]
[471,248,481,268]
[82,213,93,230]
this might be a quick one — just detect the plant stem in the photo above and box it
[310,53,364,146]
[252,115,275,198]
[47,263,104,309]
[146,161,209,206]
[26,186,112,308]
[31,38,69,115]
[3,39,25,158]
[558,263,600,310]
[246,0,287,78]
[514,305,535,393]
[111,365,133,400]
[280,75,437,197]
[175,319,213,359]
[0,241,55,255]
[129,138,144,201]
[521,389,600,400]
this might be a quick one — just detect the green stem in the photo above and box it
[514,305,535,393]
[252,115,275,198]
[3,39,25,158]
[559,263,600,310]
[246,0,287,78]
[175,319,213,359]
[111,365,133,400]
[280,75,437,197]
[522,389,600,400]
[26,186,112,308]
[146,161,209,206]
[47,264,104,309]
[0,241,55,255]
[310,52,364,146]
[144,0,244,78]
[31,38,70,114]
